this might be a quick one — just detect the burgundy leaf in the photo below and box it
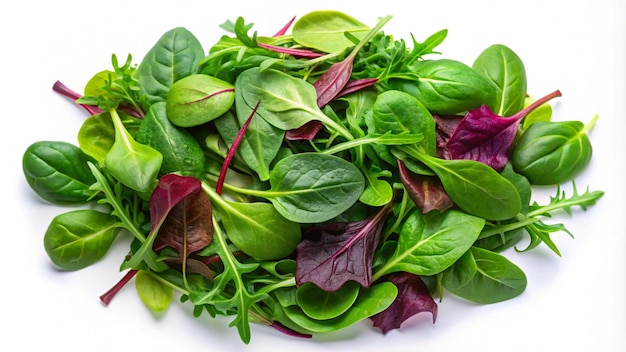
[216,99,259,194]
[150,174,213,257]
[370,272,438,334]
[433,114,463,159]
[313,59,354,107]
[312,16,391,107]
[336,78,379,99]
[272,16,296,37]
[270,322,312,339]
[257,42,323,59]
[397,160,453,213]
[445,90,561,171]
[295,202,392,292]
[285,120,324,141]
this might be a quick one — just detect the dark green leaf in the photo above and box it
[472,44,527,116]
[442,247,527,304]
[136,102,206,178]
[23,141,96,204]
[137,27,205,108]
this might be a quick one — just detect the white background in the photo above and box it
[2,1,624,351]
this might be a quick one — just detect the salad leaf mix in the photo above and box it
[22,10,604,344]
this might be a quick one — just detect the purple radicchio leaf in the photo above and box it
[313,16,391,107]
[313,58,354,108]
[336,78,379,99]
[370,272,438,334]
[397,159,453,213]
[445,90,561,171]
[433,114,463,159]
[285,120,324,140]
[295,201,393,292]
[151,174,213,257]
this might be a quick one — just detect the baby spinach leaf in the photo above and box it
[370,90,436,155]
[266,153,365,223]
[370,272,437,334]
[373,209,485,279]
[411,153,521,220]
[137,27,205,108]
[135,270,173,312]
[235,67,352,140]
[236,67,319,131]
[77,112,115,164]
[104,109,163,193]
[23,141,97,204]
[215,108,284,182]
[281,282,397,333]
[292,10,370,53]
[511,115,597,185]
[166,74,235,127]
[136,102,206,178]
[442,247,527,304]
[296,281,361,320]
[210,195,302,260]
[392,59,496,115]
[472,44,527,116]
[43,209,120,270]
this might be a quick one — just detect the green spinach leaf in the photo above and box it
[442,247,527,304]
[23,141,97,204]
[472,44,527,116]
[137,27,205,108]
[44,209,120,270]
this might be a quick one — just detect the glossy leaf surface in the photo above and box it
[292,10,370,53]
[44,209,120,270]
[267,153,365,223]
[23,141,96,204]
[136,102,206,178]
[442,247,527,304]
[370,272,437,334]
[375,209,484,277]
[472,44,527,116]
[511,118,595,185]
[137,27,205,107]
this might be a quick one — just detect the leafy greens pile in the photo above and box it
[22,10,604,344]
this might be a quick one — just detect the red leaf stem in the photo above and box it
[272,16,296,37]
[215,99,260,195]
[257,42,323,59]
[52,80,103,116]
[99,269,138,306]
